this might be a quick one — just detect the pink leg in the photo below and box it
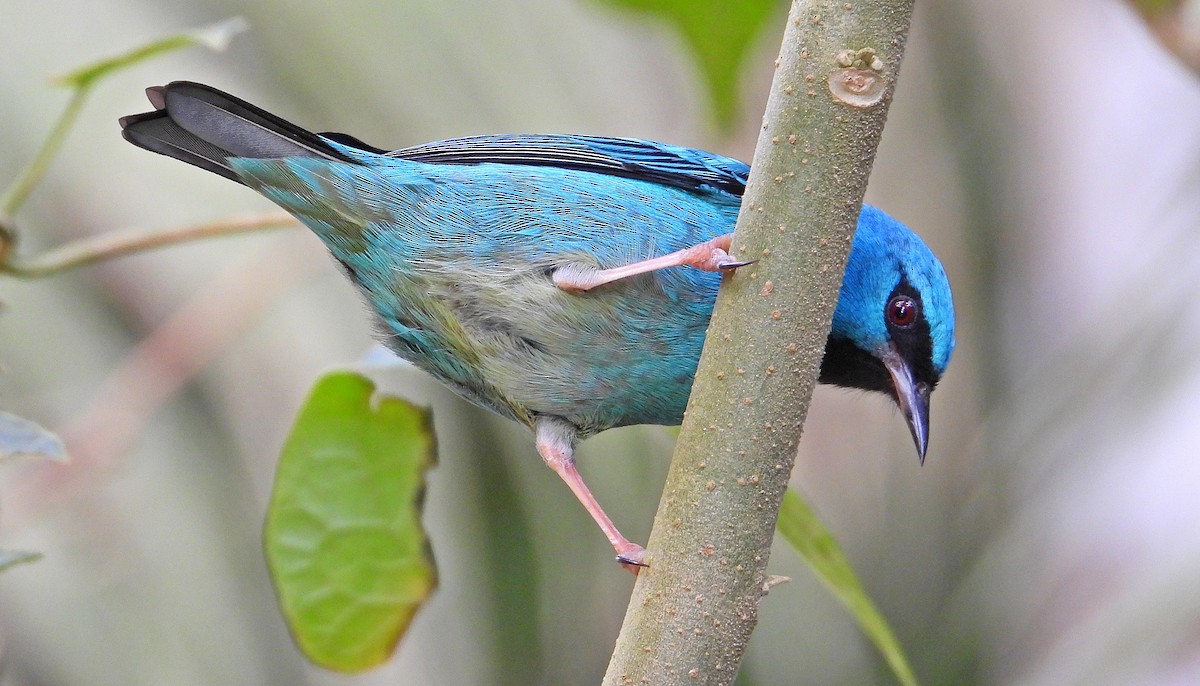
[535,417,647,573]
[553,232,750,292]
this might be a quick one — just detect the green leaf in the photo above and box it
[597,0,782,131]
[777,488,920,686]
[0,549,42,573]
[0,411,68,462]
[265,371,437,672]
[55,17,248,90]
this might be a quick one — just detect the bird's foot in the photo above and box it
[536,417,650,576]
[553,232,748,292]
[707,249,755,272]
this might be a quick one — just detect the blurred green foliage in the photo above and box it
[1130,0,1177,14]
[597,0,783,130]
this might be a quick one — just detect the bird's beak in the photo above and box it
[880,345,931,464]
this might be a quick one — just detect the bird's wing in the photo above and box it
[320,132,749,197]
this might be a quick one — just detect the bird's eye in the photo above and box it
[887,295,918,328]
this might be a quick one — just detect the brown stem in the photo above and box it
[0,210,297,278]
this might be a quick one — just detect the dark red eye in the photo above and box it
[887,295,918,328]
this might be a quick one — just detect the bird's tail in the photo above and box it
[119,81,362,185]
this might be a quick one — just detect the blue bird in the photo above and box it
[120,82,954,569]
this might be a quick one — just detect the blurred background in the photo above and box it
[2,0,1200,684]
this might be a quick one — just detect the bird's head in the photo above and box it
[821,205,955,463]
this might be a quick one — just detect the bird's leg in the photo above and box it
[553,232,752,292]
[534,416,647,573]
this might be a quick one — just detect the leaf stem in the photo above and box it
[1,87,90,218]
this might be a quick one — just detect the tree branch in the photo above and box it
[0,211,297,278]
[603,1,915,683]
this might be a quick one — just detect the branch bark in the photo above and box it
[603,1,915,683]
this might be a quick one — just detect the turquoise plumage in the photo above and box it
[121,82,955,569]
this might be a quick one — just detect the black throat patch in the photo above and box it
[819,274,939,394]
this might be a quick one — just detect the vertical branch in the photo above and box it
[603,1,915,684]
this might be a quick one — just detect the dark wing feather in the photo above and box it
[377,134,749,196]
[124,82,750,196]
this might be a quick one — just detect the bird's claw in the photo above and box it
[702,247,754,273]
[717,258,755,271]
[616,546,648,575]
